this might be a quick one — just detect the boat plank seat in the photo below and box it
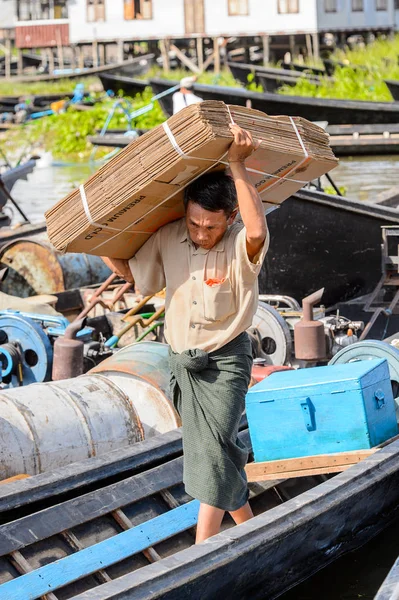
[327,123,399,136]
[246,434,399,481]
[0,499,200,600]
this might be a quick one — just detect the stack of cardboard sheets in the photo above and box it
[45,100,338,259]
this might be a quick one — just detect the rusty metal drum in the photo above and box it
[0,235,112,297]
[90,341,181,437]
[0,342,180,478]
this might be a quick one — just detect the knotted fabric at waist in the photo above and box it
[169,331,251,373]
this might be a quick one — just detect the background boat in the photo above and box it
[149,77,399,124]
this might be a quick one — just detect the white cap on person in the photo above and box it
[180,76,196,89]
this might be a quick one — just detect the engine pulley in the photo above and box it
[248,302,292,366]
[0,314,53,387]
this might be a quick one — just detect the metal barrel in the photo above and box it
[0,342,180,478]
[0,235,112,297]
[89,341,181,437]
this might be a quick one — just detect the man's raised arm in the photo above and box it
[228,124,267,262]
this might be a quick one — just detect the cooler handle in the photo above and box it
[374,389,385,409]
[300,397,316,432]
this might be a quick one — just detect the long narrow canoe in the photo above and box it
[2,54,155,84]
[149,77,399,124]
[0,427,398,599]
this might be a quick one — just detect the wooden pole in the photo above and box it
[5,39,11,79]
[70,45,76,70]
[213,37,220,75]
[17,48,23,75]
[197,37,203,72]
[159,38,170,73]
[169,43,200,74]
[312,32,320,61]
[305,33,313,63]
[262,34,269,66]
[92,40,98,68]
[48,47,55,74]
[98,42,105,66]
[117,39,124,64]
[78,45,84,70]
[289,34,295,62]
[55,29,64,71]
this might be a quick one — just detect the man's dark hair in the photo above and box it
[184,171,237,216]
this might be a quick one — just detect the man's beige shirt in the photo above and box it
[129,218,269,354]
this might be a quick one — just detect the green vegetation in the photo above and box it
[0,77,101,97]
[278,35,399,101]
[138,66,240,87]
[1,88,165,163]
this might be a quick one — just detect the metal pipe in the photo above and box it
[75,273,117,320]
[0,342,179,478]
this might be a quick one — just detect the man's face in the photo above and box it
[185,201,235,250]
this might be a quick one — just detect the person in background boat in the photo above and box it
[101,124,268,543]
[172,76,203,115]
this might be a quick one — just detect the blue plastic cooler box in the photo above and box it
[246,358,398,462]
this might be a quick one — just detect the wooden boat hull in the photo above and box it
[73,441,399,600]
[258,189,399,307]
[0,427,399,599]
[385,79,399,102]
[149,78,399,124]
[99,73,148,97]
[375,555,399,600]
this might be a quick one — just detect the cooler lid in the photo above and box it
[246,358,388,404]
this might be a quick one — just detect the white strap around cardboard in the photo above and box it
[88,109,310,252]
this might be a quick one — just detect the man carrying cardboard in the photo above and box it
[102,123,268,543]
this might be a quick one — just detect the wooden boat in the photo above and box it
[149,77,399,125]
[257,72,321,94]
[2,54,155,84]
[228,61,322,93]
[384,79,399,102]
[0,425,398,599]
[374,555,399,600]
[88,125,399,157]
[283,62,326,76]
[99,72,149,97]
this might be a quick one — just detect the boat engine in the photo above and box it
[248,296,363,367]
[0,311,112,387]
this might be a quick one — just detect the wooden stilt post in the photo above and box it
[197,36,203,71]
[56,29,64,71]
[17,48,23,75]
[305,33,313,63]
[78,45,84,70]
[262,34,269,66]
[98,42,105,66]
[213,37,220,75]
[289,34,295,62]
[70,45,76,70]
[5,39,11,79]
[159,38,170,73]
[92,40,98,68]
[48,47,55,74]
[312,32,320,61]
[117,39,124,64]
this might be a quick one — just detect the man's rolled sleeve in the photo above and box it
[234,225,269,283]
[128,229,166,296]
